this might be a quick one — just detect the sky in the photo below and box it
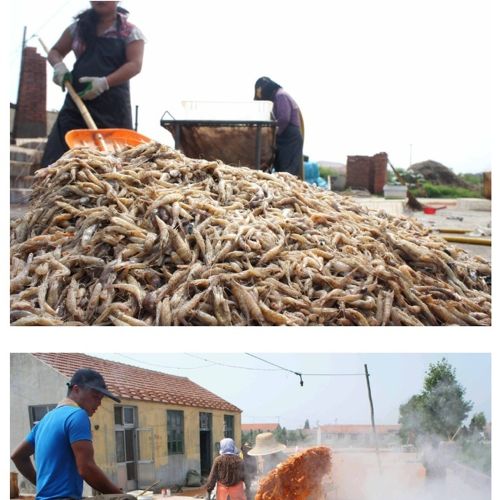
[90,353,491,430]
[8,0,492,173]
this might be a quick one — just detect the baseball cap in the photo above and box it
[68,368,121,402]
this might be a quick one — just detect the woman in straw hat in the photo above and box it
[205,438,245,500]
[247,432,287,476]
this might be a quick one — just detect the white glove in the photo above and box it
[78,76,109,100]
[52,62,71,88]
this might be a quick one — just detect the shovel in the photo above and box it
[387,159,423,211]
[135,480,160,498]
[38,37,151,152]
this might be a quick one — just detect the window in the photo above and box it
[29,405,56,428]
[115,430,126,462]
[199,412,212,431]
[224,415,234,439]
[115,406,136,427]
[124,407,135,425]
[167,410,184,455]
[114,405,138,480]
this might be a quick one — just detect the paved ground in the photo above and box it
[352,197,491,262]
[324,450,490,500]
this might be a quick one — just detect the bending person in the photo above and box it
[254,76,304,179]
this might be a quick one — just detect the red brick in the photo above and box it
[346,153,387,194]
[13,47,47,138]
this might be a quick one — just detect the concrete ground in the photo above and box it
[353,197,491,262]
[12,489,204,500]
[324,450,490,500]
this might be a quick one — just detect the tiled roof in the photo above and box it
[241,423,280,432]
[32,353,241,413]
[320,424,400,434]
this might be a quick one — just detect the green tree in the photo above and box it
[274,426,287,444]
[304,419,310,429]
[398,358,473,442]
[469,412,486,433]
[287,430,299,444]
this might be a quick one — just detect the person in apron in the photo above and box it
[41,1,145,167]
[254,77,305,179]
[205,438,246,500]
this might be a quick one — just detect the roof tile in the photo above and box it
[32,353,241,413]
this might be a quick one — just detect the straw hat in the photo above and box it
[247,432,286,456]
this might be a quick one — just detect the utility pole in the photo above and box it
[409,143,413,168]
[364,364,382,474]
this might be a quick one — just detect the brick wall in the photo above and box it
[13,46,47,138]
[346,156,372,191]
[371,152,388,195]
[346,152,387,194]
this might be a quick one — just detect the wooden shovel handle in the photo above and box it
[64,81,98,129]
[38,36,107,151]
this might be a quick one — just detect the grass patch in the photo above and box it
[411,182,482,199]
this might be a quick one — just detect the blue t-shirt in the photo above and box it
[26,405,92,500]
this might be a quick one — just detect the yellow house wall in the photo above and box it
[90,398,241,486]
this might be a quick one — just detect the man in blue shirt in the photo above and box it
[11,368,135,500]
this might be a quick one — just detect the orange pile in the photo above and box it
[255,446,332,499]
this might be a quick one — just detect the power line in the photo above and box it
[185,353,280,371]
[244,353,366,387]
[111,353,216,371]
[9,0,76,62]
[110,353,280,372]
[244,353,365,376]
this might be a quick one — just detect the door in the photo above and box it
[115,428,138,492]
[135,427,155,489]
[115,406,138,492]
[199,412,213,476]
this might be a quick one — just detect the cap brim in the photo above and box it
[90,385,121,403]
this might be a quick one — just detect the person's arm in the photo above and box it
[79,39,144,100]
[48,27,73,66]
[105,39,145,88]
[11,440,36,485]
[205,456,219,493]
[274,93,292,135]
[238,457,246,482]
[71,440,122,494]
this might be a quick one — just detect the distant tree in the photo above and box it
[241,430,256,447]
[287,430,299,444]
[469,412,487,433]
[398,358,473,442]
[274,426,287,444]
[304,419,310,430]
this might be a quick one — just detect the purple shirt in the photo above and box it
[273,89,301,135]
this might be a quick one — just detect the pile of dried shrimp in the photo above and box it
[10,142,491,326]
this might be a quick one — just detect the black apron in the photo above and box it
[274,124,304,179]
[41,36,132,167]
